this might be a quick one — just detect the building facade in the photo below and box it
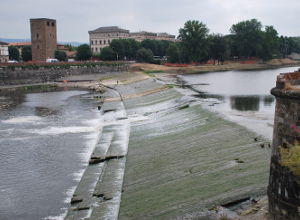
[0,41,9,63]
[30,18,57,61]
[89,26,130,54]
[88,26,176,54]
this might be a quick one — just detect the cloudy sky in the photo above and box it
[1,0,300,43]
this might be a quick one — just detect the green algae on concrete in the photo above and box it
[118,86,271,220]
[279,144,300,184]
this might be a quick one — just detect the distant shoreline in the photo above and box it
[129,58,300,75]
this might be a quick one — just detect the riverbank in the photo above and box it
[130,58,300,75]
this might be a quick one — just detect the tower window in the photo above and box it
[47,21,50,26]
[36,33,39,39]
[52,22,55,27]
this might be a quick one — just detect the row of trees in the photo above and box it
[93,39,173,63]
[8,46,32,61]
[177,19,300,63]
[8,46,69,62]
[78,18,300,63]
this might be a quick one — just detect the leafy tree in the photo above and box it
[54,50,67,61]
[141,39,157,55]
[159,40,171,57]
[8,46,20,61]
[21,46,32,61]
[230,19,263,57]
[166,43,180,63]
[136,48,154,63]
[64,44,76,51]
[257,26,279,61]
[110,39,124,60]
[76,44,92,61]
[208,34,228,64]
[127,39,141,59]
[100,46,116,61]
[178,20,210,62]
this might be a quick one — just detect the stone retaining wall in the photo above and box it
[0,64,128,86]
[269,69,300,220]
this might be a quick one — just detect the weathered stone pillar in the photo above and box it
[268,71,300,219]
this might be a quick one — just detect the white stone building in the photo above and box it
[88,26,177,54]
[0,41,9,63]
[156,32,176,41]
[88,26,130,54]
[130,31,157,42]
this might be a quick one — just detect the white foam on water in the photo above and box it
[78,132,101,162]
[104,165,127,220]
[43,208,67,220]
[26,126,97,135]
[64,186,77,204]
[72,168,86,182]
[128,114,149,122]
[2,116,42,124]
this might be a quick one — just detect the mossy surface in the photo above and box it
[118,83,271,220]
[279,144,300,183]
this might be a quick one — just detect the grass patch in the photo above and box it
[20,84,58,91]
[166,84,175,89]
[143,70,164,74]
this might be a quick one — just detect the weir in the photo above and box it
[269,69,300,219]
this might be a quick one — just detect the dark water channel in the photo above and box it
[0,88,101,220]
[179,66,300,140]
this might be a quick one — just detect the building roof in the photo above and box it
[0,41,9,45]
[30,18,56,22]
[131,31,157,36]
[89,26,129,34]
[9,42,31,47]
[157,32,175,38]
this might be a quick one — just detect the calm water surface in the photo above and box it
[0,89,101,220]
[180,66,300,139]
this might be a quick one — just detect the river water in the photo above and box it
[179,66,300,140]
[0,89,101,220]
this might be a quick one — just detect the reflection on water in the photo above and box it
[0,89,26,110]
[230,96,260,111]
[180,66,300,139]
[229,95,275,111]
[264,96,275,106]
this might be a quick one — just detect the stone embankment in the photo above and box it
[0,63,128,86]
[63,71,272,220]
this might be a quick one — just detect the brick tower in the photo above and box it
[30,18,57,61]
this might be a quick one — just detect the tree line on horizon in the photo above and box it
[84,18,300,63]
[8,18,300,63]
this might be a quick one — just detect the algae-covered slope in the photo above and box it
[119,86,271,220]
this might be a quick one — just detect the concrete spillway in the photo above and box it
[65,75,271,219]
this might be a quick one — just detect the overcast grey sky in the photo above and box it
[1,0,300,42]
